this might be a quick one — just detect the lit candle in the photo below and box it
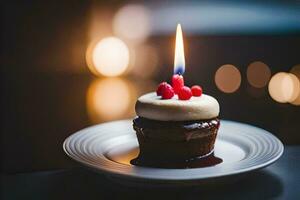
[174,24,185,75]
[157,24,202,100]
[172,24,185,94]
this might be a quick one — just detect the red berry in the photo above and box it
[172,74,184,94]
[191,85,203,97]
[156,82,168,96]
[161,84,174,99]
[178,86,192,100]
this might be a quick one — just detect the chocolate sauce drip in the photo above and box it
[130,153,223,169]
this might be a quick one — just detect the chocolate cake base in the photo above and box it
[133,117,220,161]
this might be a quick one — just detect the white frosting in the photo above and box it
[135,92,220,121]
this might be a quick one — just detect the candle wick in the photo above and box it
[174,67,184,75]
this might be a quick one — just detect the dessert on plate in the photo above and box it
[132,75,220,163]
[132,24,220,166]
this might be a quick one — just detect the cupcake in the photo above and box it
[132,24,220,166]
[132,81,220,162]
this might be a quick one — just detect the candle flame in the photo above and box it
[174,24,185,75]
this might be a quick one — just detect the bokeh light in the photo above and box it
[268,72,300,103]
[290,64,300,105]
[86,78,136,122]
[113,4,150,43]
[247,61,271,88]
[215,64,242,93]
[86,37,130,77]
[268,72,287,103]
[288,73,300,103]
[290,64,300,78]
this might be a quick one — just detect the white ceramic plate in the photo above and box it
[63,120,283,186]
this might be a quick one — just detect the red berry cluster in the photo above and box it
[156,74,202,100]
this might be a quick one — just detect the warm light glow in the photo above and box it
[107,147,139,165]
[215,64,241,93]
[174,24,185,75]
[247,61,271,88]
[86,37,130,77]
[288,73,300,103]
[268,72,300,103]
[268,72,288,103]
[86,78,134,122]
[113,4,150,43]
[290,64,300,105]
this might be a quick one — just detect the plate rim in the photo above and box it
[63,119,284,181]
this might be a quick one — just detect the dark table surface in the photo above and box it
[1,146,299,200]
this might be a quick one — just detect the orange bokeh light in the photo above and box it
[86,37,130,77]
[86,78,136,122]
[290,64,300,105]
[113,4,150,43]
[247,61,271,88]
[268,72,300,103]
[215,64,241,93]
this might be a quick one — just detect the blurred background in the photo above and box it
[1,0,300,173]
